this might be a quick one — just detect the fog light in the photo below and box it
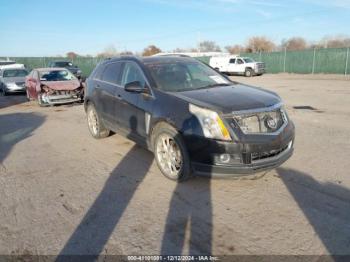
[219,154,231,163]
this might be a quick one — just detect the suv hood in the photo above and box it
[175,84,281,114]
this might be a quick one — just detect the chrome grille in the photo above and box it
[234,108,286,134]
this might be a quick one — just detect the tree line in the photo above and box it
[64,35,350,59]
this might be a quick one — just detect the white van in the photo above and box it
[209,56,265,77]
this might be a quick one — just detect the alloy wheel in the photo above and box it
[156,134,183,178]
[87,107,99,136]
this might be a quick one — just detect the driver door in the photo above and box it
[117,61,150,141]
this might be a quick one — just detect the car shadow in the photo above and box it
[57,144,153,260]
[57,117,153,261]
[161,176,212,255]
[0,112,45,165]
[277,168,350,259]
[0,93,27,110]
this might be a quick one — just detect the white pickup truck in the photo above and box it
[209,56,265,77]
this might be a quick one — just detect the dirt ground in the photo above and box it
[0,74,349,257]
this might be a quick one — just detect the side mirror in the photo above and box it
[124,81,144,93]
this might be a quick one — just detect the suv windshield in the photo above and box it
[40,70,76,81]
[146,61,231,92]
[3,69,28,78]
[243,58,255,63]
[54,62,73,67]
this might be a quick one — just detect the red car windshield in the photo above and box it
[40,70,76,81]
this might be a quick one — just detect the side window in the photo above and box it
[229,58,236,64]
[121,62,146,87]
[101,62,122,85]
[93,64,106,80]
[237,59,244,64]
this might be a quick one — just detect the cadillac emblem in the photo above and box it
[266,117,277,129]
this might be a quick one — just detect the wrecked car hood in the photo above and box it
[41,80,80,91]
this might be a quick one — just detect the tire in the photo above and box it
[0,86,7,96]
[37,94,47,107]
[26,89,31,101]
[86,103,110,139]
[152,123,191,181]
[245,68,253,77]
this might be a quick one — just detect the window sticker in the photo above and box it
[209,75,227,84]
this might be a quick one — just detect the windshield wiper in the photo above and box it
[198,83,232,89]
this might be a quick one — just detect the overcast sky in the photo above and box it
[0,0,349,56]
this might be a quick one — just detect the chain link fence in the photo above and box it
[2,47,349,76]
[240,47,350,75]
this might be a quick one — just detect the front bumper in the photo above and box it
[41,93,82,105]
[184,122,295,177]
[254,68,265,74]
[192,142,293,177]
[4,85,26,93]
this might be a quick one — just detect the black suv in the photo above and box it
[48,61,82,79]
[85,56,294,181]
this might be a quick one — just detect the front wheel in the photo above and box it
[153,123,191,181]
[86,103,110,139]
[245,68,253,77]
[37,94,48,107]
[0,87,7,96]
[26,89,32,101]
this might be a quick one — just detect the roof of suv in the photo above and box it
[104,55,198,64]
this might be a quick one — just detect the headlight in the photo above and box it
[189,104,231,141]
[5,83,17,89]
[6,83,16,87]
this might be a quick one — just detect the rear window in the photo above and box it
[101,62,123,85]
[3,69,28,77]
[54,62,73,67]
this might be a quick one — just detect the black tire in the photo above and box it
[0,86,7,96]
[86,103,110,139]
[37,94,48,107]
[245,68,253,77]
[26,89,31,101]
[152,122,191,181]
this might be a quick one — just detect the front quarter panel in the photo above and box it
[149,90,203,139]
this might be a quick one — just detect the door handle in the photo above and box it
[95,84,100,89]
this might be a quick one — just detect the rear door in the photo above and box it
[97,61,123,130]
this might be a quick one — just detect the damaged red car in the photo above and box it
[25,68,84,106]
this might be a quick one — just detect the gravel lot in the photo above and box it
[0,74,349,257]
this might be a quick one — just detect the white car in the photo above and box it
[0,60,25,71]
[0,68,29,96]
[209,56,265,77]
